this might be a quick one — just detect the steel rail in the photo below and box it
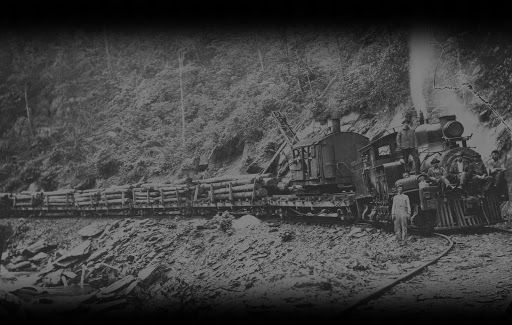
[484,226,512,235]
[339,232,454,314]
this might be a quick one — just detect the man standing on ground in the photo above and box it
[391,185,410,244]
[396,120,420,174]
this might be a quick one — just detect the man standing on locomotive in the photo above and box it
[391,185,410,244]
[486,149,506,188]
[396,119,420,174]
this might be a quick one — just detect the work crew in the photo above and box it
[486,149,506,188]
[396,120,420,174]
[391,185,410,244]
[427,158,453,190]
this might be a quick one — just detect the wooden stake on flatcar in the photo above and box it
[194,185,199,201]
[175,189,180,207]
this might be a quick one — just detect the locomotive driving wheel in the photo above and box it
[413,209,436,235]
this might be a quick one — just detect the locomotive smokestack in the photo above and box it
[328,118,340,134]
[419,111,425,125]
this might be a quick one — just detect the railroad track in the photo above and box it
[339,232,455,315]
[337,223,512,315]
[485,225,512,235]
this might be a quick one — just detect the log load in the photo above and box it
[132,183,190,206]
[132,188,161,205]
[212,188,268,200]
[98,187,131,207]
[13,193,36,208]
[43,190,75,208]
[192,174,275,202]
[158,183,189,206]
[196,173,272,184]
[74,190,101,207]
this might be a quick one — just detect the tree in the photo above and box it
[178,49,186,147]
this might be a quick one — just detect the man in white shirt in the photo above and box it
[391,185,411,244]
[449,153,470,189]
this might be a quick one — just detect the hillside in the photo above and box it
[0,26,511,192]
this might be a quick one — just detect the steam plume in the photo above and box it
[409,30,433,115]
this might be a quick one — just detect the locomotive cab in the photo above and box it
[358,132,406,200]
[354,132,420,225]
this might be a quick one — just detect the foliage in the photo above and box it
[0,27,411,191]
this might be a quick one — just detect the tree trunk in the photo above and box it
[24,84,33,138]
[178,51,186,147]
[257,48,264,71]
[319,75,339,98]
[292,34,305,93]
[103,30,113,76]
[335,35,345,71]
[282,30,292,78]
[304,53,315,99]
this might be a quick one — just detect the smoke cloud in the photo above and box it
[408,28,501,159]
[409,30,433,115]
[435,88,501,159]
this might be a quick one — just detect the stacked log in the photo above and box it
[138,183,190,205]
[99,187,131,208]
[192,174,273,201]
[132,187,161,206]
[13,193,35,208]
[195,173,272,185]
[43,189,75,209]
[74,189,101,207]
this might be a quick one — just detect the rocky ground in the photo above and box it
[0,215,451,321]
[359,224,512,320]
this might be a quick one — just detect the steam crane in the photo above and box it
[271,111,300,146]
[261,112,303,175]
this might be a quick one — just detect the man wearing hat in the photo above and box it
[427,158,453,190]
[396,120,420,174]
[486,149,506,188]
[449,152,472,190]
[391,185,410,244]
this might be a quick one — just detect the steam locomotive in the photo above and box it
[355,114,505,231]
[0,114,506,232]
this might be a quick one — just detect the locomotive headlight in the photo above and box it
[443,120,464,138]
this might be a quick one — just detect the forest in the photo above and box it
[0,26,511,192]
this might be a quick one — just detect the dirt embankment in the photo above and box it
[0,216,447,319]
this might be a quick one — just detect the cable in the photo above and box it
[339,232,454,314]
